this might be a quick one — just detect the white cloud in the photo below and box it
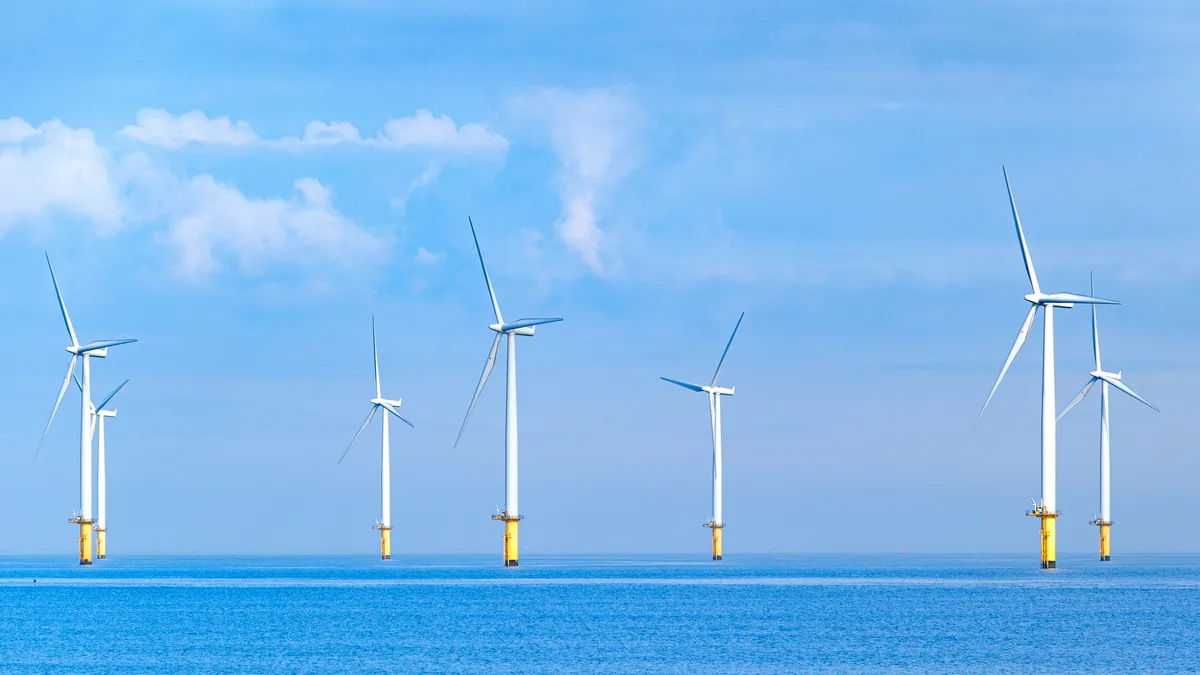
[390,164,442,215]
[167,175,381,277]
[0,118,122,232]
[377,110,508,153]
[414,247,444,264]
[121,108,509,154]
[119,109,259,149]
[511,89,640,273]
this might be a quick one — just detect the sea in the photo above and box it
[1,553,1197,673]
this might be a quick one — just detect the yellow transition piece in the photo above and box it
[96,529,106,560]
[493,514,521,567]
[706,523,724,561]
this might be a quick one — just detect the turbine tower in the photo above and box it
[661,312,744,561]
[455,217,562,568]
[91,380,128,560]
[37,254,137,565]
[339,317,413,560]
[976,169,1117,569]
[1057,277,1157,561]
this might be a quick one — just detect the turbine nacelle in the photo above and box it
[702,385,736,396]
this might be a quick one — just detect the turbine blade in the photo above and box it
[338,405,378,464]
[380,402,415,428]
[1039,292,1120,306]
[976,304,1038,425]
[661,376,705,393]
[1100,375,1159,413]
[1091,273,1101,371]
[72,371,83,392]
[454,332,503,448]
[1057,378,1097,421]
[36,355,77,458]
[96,379,129,412]
[500,317,563,331]
[79,338,138,353]
[372,316,381,399]
[711,312,745,386]
[469,217,503,323]
[46,253,79,347]
[1002,167,1040,295]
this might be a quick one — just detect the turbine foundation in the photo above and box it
[96,528,106,560]
[493,513,522,567]
[705,522,724,561]
[375,524,391,560]
[1026,507,1059,569]
[1093,519,1112,561]
[71,517,94,566]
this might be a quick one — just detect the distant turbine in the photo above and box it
[38,254,137,565]
[454,217,562,567]
[661,312,744,561]
[91,380,127,561]
[976,169,1118,570]
[339,317,413,560]
[1057,276,1157,562]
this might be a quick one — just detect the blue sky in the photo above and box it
[2,1,1199,555]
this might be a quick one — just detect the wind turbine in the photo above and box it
[454,217,562,567]
[1057,276,1157,561]
[661,312,744,561]
[339,317,414,560]
[37,254,137,565]
[976,169,1118,570]
[91,379,127,560]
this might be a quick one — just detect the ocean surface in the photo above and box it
[1,553,1198,673]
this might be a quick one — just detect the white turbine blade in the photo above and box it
[711,312,745,386]
[500,317,563,331]
[1057,378,1097,421]
[36,355,77,458]
[338,405,379,464]
[1002,167,1040,295]
[1039,292,1119,306]
[661,376,705,393]
[45,253,79,347]
[1099,374,1159,413]
[454,332,503,448]
[468,217,503,323]
[380,402,415,428]
[96,379,129,412]
[976,304,1038,425]
[78,338,138,353]
[1090,273,1101,371]
[372,316,381,399]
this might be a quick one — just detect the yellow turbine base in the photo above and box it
[376,525,391,560]
[1096,521,1112,561]
[1026,509,1058,569]
[96,529,106,560]
[705,523,724,561]
[493,514,521,567]
[72,519,94,566]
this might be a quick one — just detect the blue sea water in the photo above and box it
[2,554,1198,673]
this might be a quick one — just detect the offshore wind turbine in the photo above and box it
[661,312,744,561]
[339,317,413,560]
[37,254,137,565]
[91,379,128,560]
[976,169,1118,569]
[454,217,561,567]
[1057,277,1157,561]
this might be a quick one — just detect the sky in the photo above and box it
[2,1,1200,556]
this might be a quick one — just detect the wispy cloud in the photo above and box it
[0,117,123,233]
[118,109,259,149]
[510,89,640,274]
[390,164,442,215]
[414,246,444,265]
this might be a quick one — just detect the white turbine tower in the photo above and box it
[37,254,137,565]
[90,379,127,560]
[454,217,562,568]
[976,169,1118,570]
[661,312,744,561]
[339,317,413,560]
[1057,277,1157,562]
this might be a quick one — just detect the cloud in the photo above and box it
[510,89,640,273]
[121,108,508,154]
[167,175,381,278]
[414,247,444,264]
[119,109,260,149]
[390,163,442,215]
[0,118,122,232]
